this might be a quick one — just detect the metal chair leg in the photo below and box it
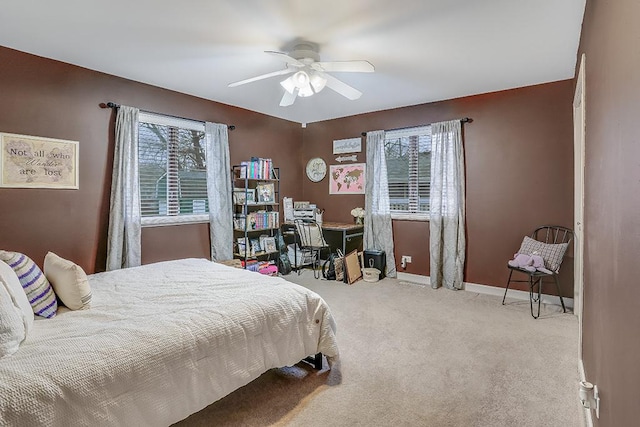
[553,274,566,313]
[530,276,541,319]
[313,249,320,279]
[502,270,514,305]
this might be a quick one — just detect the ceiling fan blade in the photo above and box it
[228,68,292,87]
[314,60,375,73]
[280,88,298,107]
[320,72,362,100]
[265,51,305,67]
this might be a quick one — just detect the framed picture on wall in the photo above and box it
[0,132,79,189]
[329,163,366,194]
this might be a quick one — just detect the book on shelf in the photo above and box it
[239,158,274,180]
[246,211,279,230]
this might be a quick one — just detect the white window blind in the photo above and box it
[138,113,208,223]
[384,126,431,219]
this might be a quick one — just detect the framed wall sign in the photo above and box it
[332,137,362,154]
[329,163,366,194]
[0,132,79,189]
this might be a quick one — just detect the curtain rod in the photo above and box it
[360,117,472,137]
[101,102,236,131]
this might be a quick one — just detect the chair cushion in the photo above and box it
[517,236,568,273]
[296,223,327,248]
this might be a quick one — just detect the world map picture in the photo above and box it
[329,163,366,194]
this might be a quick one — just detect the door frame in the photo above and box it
[573,53,586,360]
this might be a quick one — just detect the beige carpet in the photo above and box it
[175,271,581,426]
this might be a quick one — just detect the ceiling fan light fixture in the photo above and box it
[292,71,310,88]
[310,73,327,93]
[298,84,314,97]
[280,75,296,94]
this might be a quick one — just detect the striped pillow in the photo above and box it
[0,251,58,318]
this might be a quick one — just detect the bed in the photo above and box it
[0,258,339,426]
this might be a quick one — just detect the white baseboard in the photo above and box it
[396,273,574,310]
[397,272,430,285]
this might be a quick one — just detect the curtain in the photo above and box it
[429,119,466,289]
[205,122,233,261]
[364,130,397,278]
[106,106,141,271]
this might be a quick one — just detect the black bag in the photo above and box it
[322,255,337,280]
[278,252,292,275]
[275,231,292,275]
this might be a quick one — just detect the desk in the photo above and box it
[281,221,364,258]
[319,222,364,256]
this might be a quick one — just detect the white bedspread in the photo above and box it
[0,259,339,426]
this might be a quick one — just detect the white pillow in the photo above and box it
[44,252,91,310]
[0,266,28,358]
[0,260,33,335]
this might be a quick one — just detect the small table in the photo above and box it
[320,222,364,256]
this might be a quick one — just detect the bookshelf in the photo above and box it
[231,159,280,274]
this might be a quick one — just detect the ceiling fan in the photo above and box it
[228,42,374,107]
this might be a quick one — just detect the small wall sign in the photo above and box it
[0,132,79,189]
[332,137,362,154]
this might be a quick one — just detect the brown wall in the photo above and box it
[577,1,640,425]
[0,46,302,274]
[302,81,575,293]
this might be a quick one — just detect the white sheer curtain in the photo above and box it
[106,105,141,271]
[205,122,233,261]
[429,119,466,289]
[364,130,397,278]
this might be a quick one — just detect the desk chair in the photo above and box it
[294,219,329,279]
[502,225,573,318]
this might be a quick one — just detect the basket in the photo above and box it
[361,267,381,283]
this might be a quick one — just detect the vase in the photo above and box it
[355,217,363,225]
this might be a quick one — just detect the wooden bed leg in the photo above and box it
[303,353,323,370]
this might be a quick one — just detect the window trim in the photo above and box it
[138,112,208,227]
[390,211,430,221]
[141,214,209,227]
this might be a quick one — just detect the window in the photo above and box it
[138,112,209,226]
[384,125,431,220]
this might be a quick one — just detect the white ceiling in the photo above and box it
[0,0,585,124]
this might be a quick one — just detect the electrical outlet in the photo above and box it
[401,255,412,269]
